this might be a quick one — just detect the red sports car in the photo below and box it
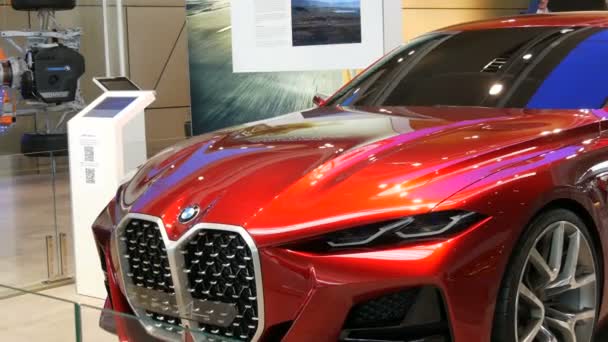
[94,13,608,342]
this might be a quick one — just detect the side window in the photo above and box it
[524,29,608,109]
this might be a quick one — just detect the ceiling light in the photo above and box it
[489,84,504,96]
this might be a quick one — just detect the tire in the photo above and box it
[492,208,601,342]
[20,132,68,157]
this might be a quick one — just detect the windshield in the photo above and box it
[327,27,608,110]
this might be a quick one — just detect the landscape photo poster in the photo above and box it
[291,0,362,46]
[186,0,345,134]
[231,0,385,72]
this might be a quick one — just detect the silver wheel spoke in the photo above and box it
[547,223,565,277]
[575,274,596,289]
[530,248,555,286]
[545,230,596,297]
[544,316,576,342]
[519,321,543,342]
[560,231,580,281]
[529,223,564,289]
[536,325,558,342]
[563,231,581,280]
[545,274,595,297]
[544,272,596,297]
[515,221,597,342]
[519,284,544,312]
[545,308,595,342]
[518,284,545,342]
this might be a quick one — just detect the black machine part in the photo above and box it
[11,0,76,11]
[22,45,85,104]
[21,132,68,157]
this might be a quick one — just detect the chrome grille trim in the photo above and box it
[114,213,265,342]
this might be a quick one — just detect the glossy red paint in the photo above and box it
[92,13,608,342]
[122,107,599,244]
[94,105,608,341]
[445,12,608,32]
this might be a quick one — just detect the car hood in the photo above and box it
[123,106,600,245]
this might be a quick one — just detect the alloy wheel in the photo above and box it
[515,221,597,342]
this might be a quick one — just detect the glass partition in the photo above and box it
[0,151,71,289]
[0,139,188,291]
[0,0,130,290]
[0,283,193,342]
[0,284,78,342]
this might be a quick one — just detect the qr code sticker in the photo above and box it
[85,168,96,184]
[84,146,95,162]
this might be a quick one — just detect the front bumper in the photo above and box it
[94,214,506,342]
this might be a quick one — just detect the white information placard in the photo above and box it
[231,0,398,72]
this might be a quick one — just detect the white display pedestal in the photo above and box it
[68,89,155,298]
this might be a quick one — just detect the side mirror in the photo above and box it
[313,93,328,107]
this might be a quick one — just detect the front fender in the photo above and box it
[434,138,608,333]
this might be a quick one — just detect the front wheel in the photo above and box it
[493,209,601,342]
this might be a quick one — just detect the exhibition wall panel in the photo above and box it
[0,0,538,157]
[144,108,191,155]
[44,0,529,156]
[403,0,529,7]
[125,7,185,95]
[125,5,191,109]
[54,7,112,102]
[184,0,532,135]
[122,1,192,155]
[401,0,529,39]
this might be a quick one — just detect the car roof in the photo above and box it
[442,12,608,32]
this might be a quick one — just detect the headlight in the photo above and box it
[290,211,487,252]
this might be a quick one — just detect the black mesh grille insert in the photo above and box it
[145,311,183,333]
[182,230,259,341]
[120,219,182,331]
[344,290,420,329]
[120,219,174,294]
[341,287,452,342]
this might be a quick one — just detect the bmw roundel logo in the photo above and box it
[178,205,200,224]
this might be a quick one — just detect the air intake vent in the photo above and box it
[340,287,452,342]
[344,290,420,328]
[482,57,509,73]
